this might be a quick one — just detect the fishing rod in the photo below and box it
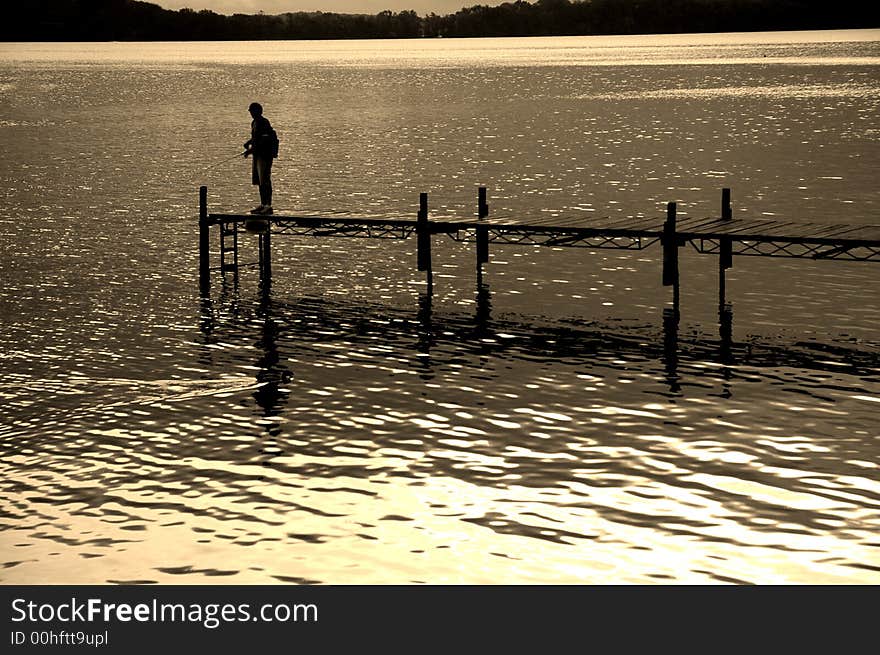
[204,151,248,171]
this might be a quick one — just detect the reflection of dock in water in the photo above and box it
[199,292,292,429]
[199,287,880,409]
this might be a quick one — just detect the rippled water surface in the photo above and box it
[1,31,879,583]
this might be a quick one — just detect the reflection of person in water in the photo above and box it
[253,299,292,426]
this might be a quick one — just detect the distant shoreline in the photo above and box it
[3,28,880,48]
[4,0,878,42]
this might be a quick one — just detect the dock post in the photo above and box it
[662,201,680,318]
[662,202,679,281]
[199,185,210,295]
[662,202,681,392]
[417,192,432,287]
[477,186,489,268]
[719,188,733,311]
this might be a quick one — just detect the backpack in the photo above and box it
[266,127,279,159]
[256,120,279,159]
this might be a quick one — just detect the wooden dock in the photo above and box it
[198,186,880,315]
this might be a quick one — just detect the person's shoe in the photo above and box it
[260,205,273,215]
[249,205,264,214]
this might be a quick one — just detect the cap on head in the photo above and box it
[248,102,263,116]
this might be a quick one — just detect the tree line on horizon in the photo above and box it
[4,0,878,41]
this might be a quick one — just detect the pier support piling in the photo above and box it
[417,192,432,288]
[199,185,210,295]
[477,186,489,268]
[719,188,733,311]
[660,200,682,392]
[662,201,681,318]
[662,201,679,287]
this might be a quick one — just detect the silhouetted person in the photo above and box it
[243,102,275,215]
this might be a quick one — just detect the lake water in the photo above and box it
[1,31,879,584]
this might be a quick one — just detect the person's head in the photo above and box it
[248,102,263,118]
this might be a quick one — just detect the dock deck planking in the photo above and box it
[680,219,778,236]
[674,216,719,230]
[687,220,803,238]
[211,210,880,246]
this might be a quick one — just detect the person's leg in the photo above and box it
[250,158,262,212]
[262,159,272,208]
[256,157,272,209]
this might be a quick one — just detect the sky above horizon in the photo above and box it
[155,0,486,15]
